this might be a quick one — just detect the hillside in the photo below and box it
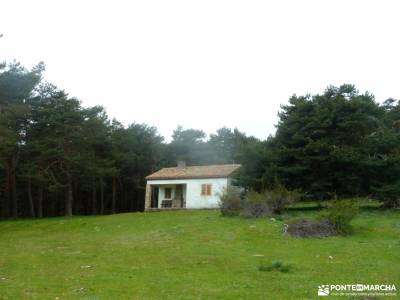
[0,210,399,299]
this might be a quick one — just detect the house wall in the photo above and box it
[147,177,229,209]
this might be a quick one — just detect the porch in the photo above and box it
[144,183,187,210]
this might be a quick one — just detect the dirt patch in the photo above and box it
[286,219,337,238]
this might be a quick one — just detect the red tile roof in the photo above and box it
[146,164,241,180]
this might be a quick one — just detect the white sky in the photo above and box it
[1,0,399,141]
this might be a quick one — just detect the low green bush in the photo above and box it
[318,199,359,234]
[279,264,292,273]
[258,261,292,273]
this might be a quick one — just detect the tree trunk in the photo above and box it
[111,177,117,214]
[37,186,43,218]
[65,183,73,217]
[100,179,105,214]
[92,179,97,215]
[7,156,18,218]
[4,160,11,218]
[27,179,35,218]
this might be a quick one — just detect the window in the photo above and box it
[201,184,212,196]
[164,188,172,199]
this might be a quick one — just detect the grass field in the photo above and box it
[0,209,399,299]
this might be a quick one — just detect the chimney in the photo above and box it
[177,161,186,168]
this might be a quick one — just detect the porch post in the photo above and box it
[144,184,151,211]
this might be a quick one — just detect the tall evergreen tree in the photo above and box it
[0,62,44,218]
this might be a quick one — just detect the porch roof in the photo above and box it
[146,164,241,180]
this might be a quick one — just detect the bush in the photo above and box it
[218,186,243,216]
[318,199,359,234]
[239,184,299,218]
[258,261,292,273]
[240,190,272,218]
[264,183,299,214]
[373,184,400,208]
[220,182,298,218]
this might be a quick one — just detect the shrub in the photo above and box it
[263,182,299,215]
[220,182,298,218]
[239,184,299,218]
[318,199,359,234]
[258,261,292,273]
[279,264,292,273]
[240,190,272,218]
[373,184,400,208]
[218,186,243,216]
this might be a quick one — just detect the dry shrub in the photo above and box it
[241,183,299,218]
[263,183,299,214]
[240,190,272,218]
[218,186,243,216]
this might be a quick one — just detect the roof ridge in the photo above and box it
[163,163,240,168]
[146,164,242,180]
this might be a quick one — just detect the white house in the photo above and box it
[144,163,241,210]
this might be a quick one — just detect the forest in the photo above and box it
[1,61,399,218]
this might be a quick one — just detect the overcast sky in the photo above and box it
[1,0,399,141]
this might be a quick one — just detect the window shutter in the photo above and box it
[201,184,206,195]
[206,184,212,195]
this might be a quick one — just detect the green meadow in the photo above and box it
[0,209,399,299]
